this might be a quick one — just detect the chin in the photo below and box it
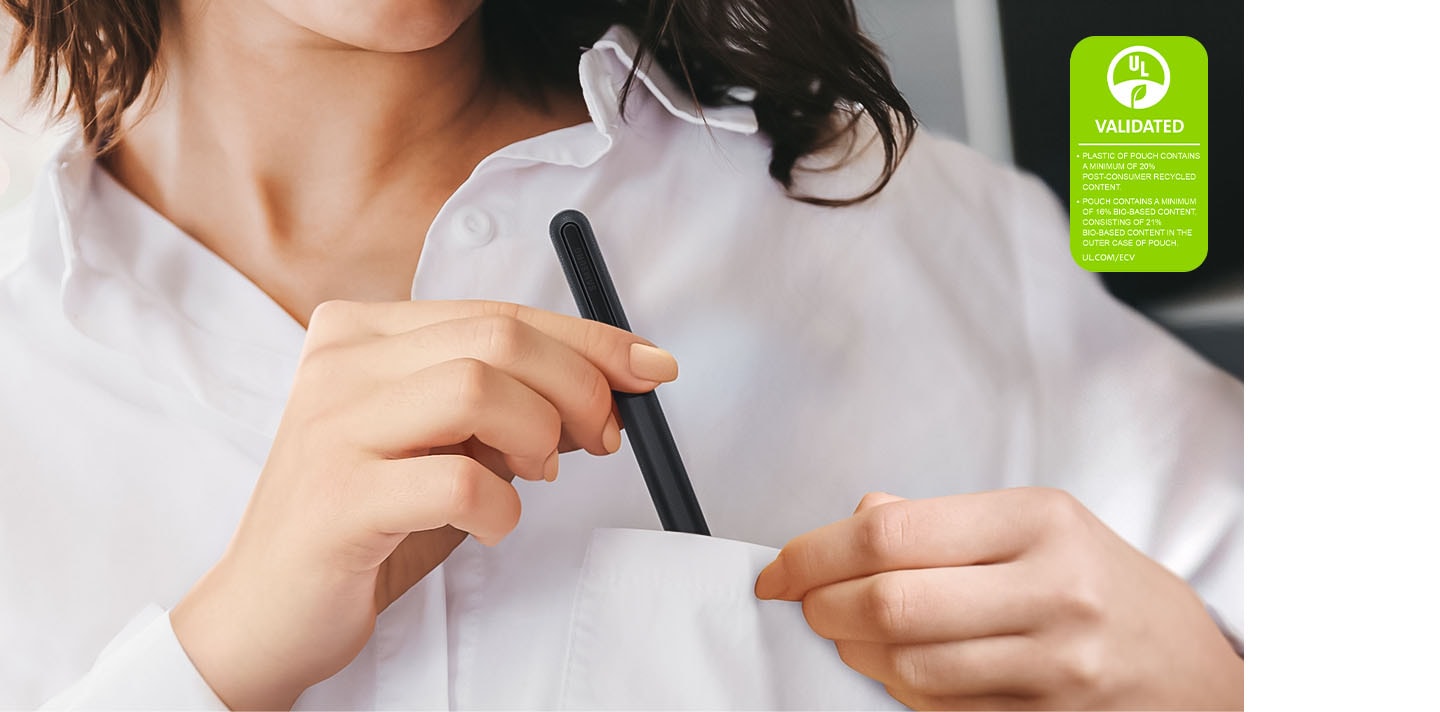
[280,0,485,53]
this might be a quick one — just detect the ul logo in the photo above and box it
[1107,46,1171,109]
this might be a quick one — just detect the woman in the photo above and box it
[0,0,1244,709]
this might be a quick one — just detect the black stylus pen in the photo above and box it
[548,210,710,536]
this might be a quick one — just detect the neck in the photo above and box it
[104,0,588,324]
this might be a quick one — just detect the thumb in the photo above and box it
[853,491,907,514]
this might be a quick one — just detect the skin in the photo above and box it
[106,0,591,324]
[107,1,626,709]
[172,300,679,710]
[98,1,1242,709]
[755,491,1245,710]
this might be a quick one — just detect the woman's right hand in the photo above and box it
[169,300,678,710]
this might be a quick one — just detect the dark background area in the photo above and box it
[998,0,1243,376]
[998,0,1243,305]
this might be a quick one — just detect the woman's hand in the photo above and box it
[171,300,678,711]
[755,489,1243,710]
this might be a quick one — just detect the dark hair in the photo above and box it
[4,0,917,205]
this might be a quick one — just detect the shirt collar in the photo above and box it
[585,26,759,136]
[24,24,757,435]
[482,24,757,170]
[33,22,761,277]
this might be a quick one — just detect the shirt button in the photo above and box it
[454,208,496,247]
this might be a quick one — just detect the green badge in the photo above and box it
[1070,36,1208,272]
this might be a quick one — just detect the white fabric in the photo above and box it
[37,606,226,711]
[0,25,1243,710]
[560,529,903,710]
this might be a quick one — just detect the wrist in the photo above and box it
[171,564,309,711]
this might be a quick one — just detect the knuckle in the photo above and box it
[865,574,914,638]
[886,645,928,690]
[1020,487,1087,536]
[1053,576,1106,624]
[858,504,911,566]
[856,491,890,511]
[580,367,613,420]
[443,458,486,518]
[451,359,493,409]
[1039,487,1085,521]
[474,316,527,366]
[536,403,564,450]
[491,300,523,321]
[1053,638,1108,693]
[308,299,356,333]
[580,320,626,368]
[799,592,830,635]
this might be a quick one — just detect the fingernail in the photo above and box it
[629,344,678,383]
[754,554,787,600]
[602,416,622,454]
[544,450,560,482]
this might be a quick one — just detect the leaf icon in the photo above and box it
[1131,84,1147,107]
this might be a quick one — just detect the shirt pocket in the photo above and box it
[558,528,904,710]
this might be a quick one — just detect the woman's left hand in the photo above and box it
[754,488,1243,710]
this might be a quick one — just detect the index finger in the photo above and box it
[754,489,1050,601]
[310,300,678,393]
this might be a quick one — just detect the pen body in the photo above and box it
[550,209,710,536]
[615,391,709,535]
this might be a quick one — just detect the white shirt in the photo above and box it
[0,26,1243,710]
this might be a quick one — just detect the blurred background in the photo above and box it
[1,0,1242,378]
[854,0,1243,379]
[0,53,66,213]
